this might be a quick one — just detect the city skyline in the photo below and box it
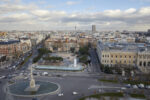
[0,0,150,31]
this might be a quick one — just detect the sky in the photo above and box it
[0,0,150,31]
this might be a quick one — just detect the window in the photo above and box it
[111,55,113,57]
[139,55,142,59]
[129,56,131,58]
[143,55,146,59]
[103,55,104,57]
[116,55,117,58]
[111,60,113,63]
[143,62,146,67]
[139,61,142,66]
[124,60,126,63]
[125,55,126,58]
[120,55,122,58]
[148,62,150,66]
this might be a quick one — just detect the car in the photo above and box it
[126,84,131,88]
[32,71,37,75]
[72,91,78,95]
[58,93,63,96]
[0,76,6,79]
[132,85,138,89]
[32,98,38,100]
[121,87,126,90]
[42,72,48,76]
[138,84,144,88]
[145,85,150,89]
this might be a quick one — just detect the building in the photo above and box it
[92,25,96,33]
[0,32,7,37]
[0,40,21,57]
[20,38,32,54]
[0,39,32,58]
[45,38,79,52]
[97,41,150,73]
[148,29,150,34]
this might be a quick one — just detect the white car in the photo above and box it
[132,85,138,89]
[58,93,63,96]
[138,84,144,88]
[72,92,78,95]
[0,76,5,79]
[121,87,126,90]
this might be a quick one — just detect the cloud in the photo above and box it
[66,1,78,5]
[0,0,150,31]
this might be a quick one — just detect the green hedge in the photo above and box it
[99,79,118,83]
[130,94,145,99]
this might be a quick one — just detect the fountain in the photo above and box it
[35,57,84,71]
[24,66,40,92]
[74,58,77,67]
[7,65,60,98]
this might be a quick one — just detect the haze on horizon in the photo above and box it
[0,0,150,31]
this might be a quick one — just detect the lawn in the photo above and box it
[130,93,146,99]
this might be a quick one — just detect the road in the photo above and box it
[89,48,101,73]
[9,75,124,100]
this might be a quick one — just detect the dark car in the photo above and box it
[32,98,38,100]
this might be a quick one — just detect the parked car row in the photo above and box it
[126,84,150,89]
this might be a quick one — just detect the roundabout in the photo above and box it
[7,81,60,97]
[7,66,60,98]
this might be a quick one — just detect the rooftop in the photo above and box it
[98,41,149,52]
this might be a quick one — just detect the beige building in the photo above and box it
[97,41,150,73]
[45,38,79,52]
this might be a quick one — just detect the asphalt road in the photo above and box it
[9,75,124,100]
[89,48,101,73]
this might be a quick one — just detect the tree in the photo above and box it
[79,45,89,55]
[104,66,113,74]
[79,55,88,64]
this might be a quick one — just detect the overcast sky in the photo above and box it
[0,0,150,31]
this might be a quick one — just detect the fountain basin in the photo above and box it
[35,64,84,71]
[8,81,60,97]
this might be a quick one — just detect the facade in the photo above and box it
[0,39,32,58]
[20,38,32,53]
[0,40,21,57]
[45,38,79,52]
[97,41,150,73]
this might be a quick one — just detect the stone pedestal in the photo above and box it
[24,84,40,92]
